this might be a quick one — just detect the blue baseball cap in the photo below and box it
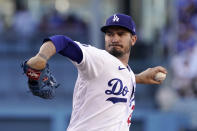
[101,13,136,35]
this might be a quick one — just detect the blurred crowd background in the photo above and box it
[0,0,197,131]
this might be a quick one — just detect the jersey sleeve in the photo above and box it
[43,35,83,64]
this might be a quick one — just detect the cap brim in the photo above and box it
[101,25,135,35]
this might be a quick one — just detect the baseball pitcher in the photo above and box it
[22,13,167,131]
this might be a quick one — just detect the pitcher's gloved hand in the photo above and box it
[21,61,59,99]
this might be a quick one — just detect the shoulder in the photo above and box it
[74,41,107,54]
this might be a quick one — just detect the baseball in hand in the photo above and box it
[154,72,166,81]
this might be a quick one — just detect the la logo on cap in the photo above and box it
[112,14,119,22]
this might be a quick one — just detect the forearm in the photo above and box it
[38,41,56,60]
[135,69,156,84]
[27,41,56,70]
[135,74,143,84]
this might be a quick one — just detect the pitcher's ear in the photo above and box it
[131,35,137,46]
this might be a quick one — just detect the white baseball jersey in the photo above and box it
[67,42,136,131]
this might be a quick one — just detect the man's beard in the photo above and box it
[108,48,124,57]
[106,41,131,58]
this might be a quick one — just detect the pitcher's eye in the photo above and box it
[106,32,113,36]
[117,32,124,36]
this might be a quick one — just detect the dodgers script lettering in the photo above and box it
[105,78,129,104]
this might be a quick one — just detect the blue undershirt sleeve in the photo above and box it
[43,35,83,64]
